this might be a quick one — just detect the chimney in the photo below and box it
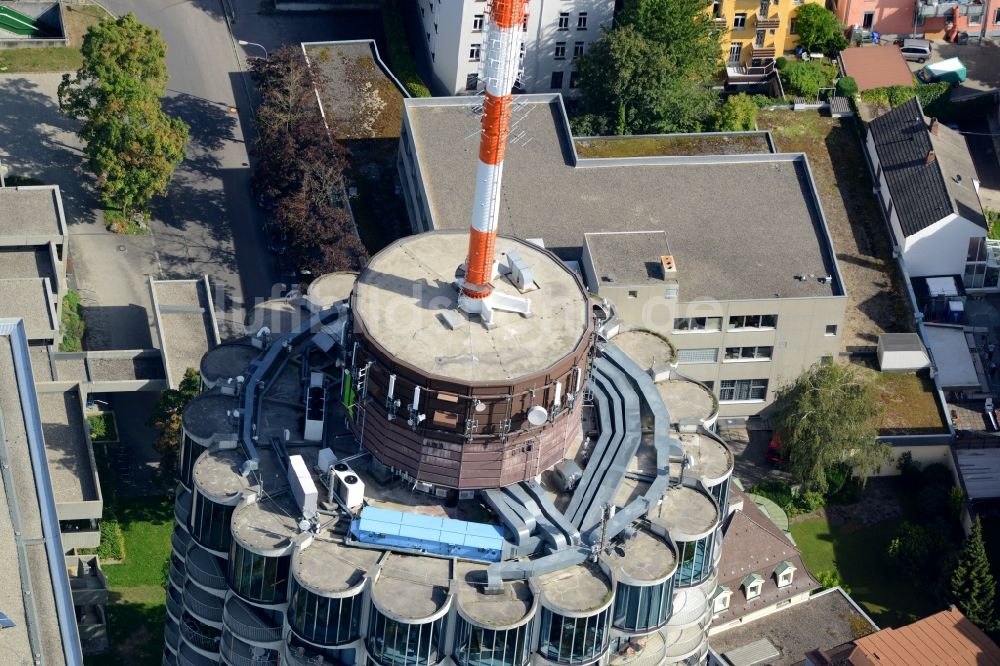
[929,117,939,135]
[926,150,936,165]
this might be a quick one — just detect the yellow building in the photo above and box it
[710,0,824,81]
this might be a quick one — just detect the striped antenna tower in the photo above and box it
[455,0,532,328]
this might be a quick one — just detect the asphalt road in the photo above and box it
[96,0,382,338]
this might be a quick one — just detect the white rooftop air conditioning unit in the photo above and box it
[333,465,365,509]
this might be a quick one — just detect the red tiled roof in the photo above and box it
[850,607,1000,665]
[839,46,914,92]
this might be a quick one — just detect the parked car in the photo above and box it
[916,57,967,85]
[899,38,932,63]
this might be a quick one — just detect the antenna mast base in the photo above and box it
[456,283,532,329]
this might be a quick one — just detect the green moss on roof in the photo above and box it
[574,133,771,159]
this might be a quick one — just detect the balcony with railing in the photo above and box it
[166,617,182,653]
[163,651,178,666]
[284,640,343,666]
[167,585,185,621]
[917,0,985,18]
[181,617,222,655]
[609,630,666,666]
[184,583,225,626]
[221,630,280,666]
[186,544,227,593]
[662,624,707,663]
[755,11,780,29]
[169,558,187,591]
[175,488,192,528]
[172,527,192,561]
[223,596,282,645]
[725,60,775,80]
[178,640,222,666]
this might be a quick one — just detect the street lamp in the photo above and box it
[238,40,268,59]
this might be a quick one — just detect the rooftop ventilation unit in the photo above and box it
[818,275,833,285]
[288,454,318,519]
[304,372,326,442]
[660,255,676,273]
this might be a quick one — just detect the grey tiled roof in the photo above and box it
[868,99,984,236]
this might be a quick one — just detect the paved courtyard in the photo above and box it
[907,39,1000,100]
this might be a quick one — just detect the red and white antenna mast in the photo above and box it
[456,0,532,328]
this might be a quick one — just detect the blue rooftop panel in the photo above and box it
[352,507,504,562]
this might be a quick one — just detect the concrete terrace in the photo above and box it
[35,387,99,507]
[403,95,844,303]
[149,276,220,389]
[0,185,67,244]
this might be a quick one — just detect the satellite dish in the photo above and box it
[527,406,548,427]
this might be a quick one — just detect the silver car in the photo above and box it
[900,38,932,63]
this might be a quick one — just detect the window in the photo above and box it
[472,14,484,31]
[523,14,528,31]
[728,42,742,64]
[862,11,874,29]
[775,562,796,588]
[724,346,772,361]
[720,379,768,402]
[728,314,777,330]
[677,348,719,364]
[577,12,588,29]
[573,41,585,58]
[789,17,797,34]
[627,290,638,299]
[569,70,579,88]
[558,12,570,29]
[745,580,762,600]
[469,43,481,61]
[554,42,566,59]
[733,13,747,29]
[550,71,564,89]
[825,324,837,336]
[673,316,722,333]
[995,7,1000,23]
[465,73,478,91]
[713,587,732,615]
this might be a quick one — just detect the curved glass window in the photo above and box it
[537,607,610,664]
[454,616,532,666]
[709,479,729,515]
[227,542,290,604]
[191,492,233,553]
[613,580,673,633]
[288,578,362,646]
[179,435,202,488]
[675,533,716,588]
[367,608,443,666]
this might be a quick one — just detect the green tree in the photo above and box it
[772,363,891,494]
[794,4,848,54]
[149,368,201,488]
[620,0,722,83]
[836,76,858,97]
[949,517,998,631]
[714,94,758,131]
[781,61,829,99]
[576,25,718,135]
[58,13,188,218]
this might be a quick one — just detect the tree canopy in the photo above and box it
[714,93,758,131]
[149,368,201,487]
[771,362,891,493]
[574,0,721,135]
[949,517,998,631]
[58,13,187,218]
[794,4,848,54]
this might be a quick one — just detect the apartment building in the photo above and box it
[713,0,824,83]
[833,0,1000,40]
[414,0,613,94]
[397,95,847,418]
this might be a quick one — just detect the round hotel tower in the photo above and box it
[349,231,594,491]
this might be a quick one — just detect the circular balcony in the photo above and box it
[165,615,182,653]
[167,584,185,622]
[172,527,192,562]
[223,595,282,646]
[175,488,193,529]
[187,543,228,596]
[184,583,224,627]
[181,615,222,656]
[661,624,706,663]
[178,640,222,666]
[163,650,178,666]
[608,630,666,666]
[169,558,187,591]
[220,629,280,666]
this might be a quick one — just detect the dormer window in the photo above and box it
[774,560,796,588]
[742,573,763,600]
[713,586,732,615]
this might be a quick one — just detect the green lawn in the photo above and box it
[84,586,165,666]
[83,496,172,666]
[791,515,940,627]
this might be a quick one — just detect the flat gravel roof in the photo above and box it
[0,187,65,240]
[405,97,841,302]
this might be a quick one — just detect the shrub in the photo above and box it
[714,93,759,132]
[87,413,118,442]
[94,518,125,561]
[916,81,952,117]
[751,94,787,108]
[379,0,431,97]
[817,570,851,594]
[60,290,85,352]
[775,56,788,70]
[888,521,931,578]
[987,209,1000,240]
[782,61,829,99]
[835,76,858,97]
[751,480,824,517]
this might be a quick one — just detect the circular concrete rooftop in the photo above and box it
[650,485,719,541]
[601,528,676,583]
[674,432,732,486]
[611,330,674,371]
[353,232,590,383]
[372,553,451,620]
[307,272,357,311]
[232,492,299,555]
[537,561,612,614]
[182,390,239,442]
[656,380,716,424]
[200,341,259,387]
[292,538,381,596]
[455,561,533,628]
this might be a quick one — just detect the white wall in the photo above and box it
[903,213,984,278]
[415,0,614,95]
